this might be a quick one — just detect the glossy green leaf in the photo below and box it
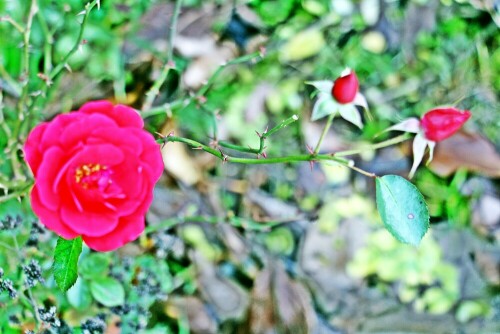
[90,277,125,307]
[375,175,429,246]
[53,236,83,291]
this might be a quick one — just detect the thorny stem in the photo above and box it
[0,182,33,203]
[160,135,370,175]
[48,0,98,81]
[219,115,299,155]
[15,0,38,136]
[27,0,98,134]
[140,51,263,119]
[160,131,413,178]
[142,0,183,110]
[167,0,182,63]
[36,9,54,75]
[313,113,334,154]
[0,15,25,33]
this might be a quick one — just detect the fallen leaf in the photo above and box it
[195,252,249,321]
[165,296,217,334]
[242,264,316,334]
[160,120,203,185]
[428,131,500,178]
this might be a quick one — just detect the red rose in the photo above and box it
[421,107,471,142]
[331,70,359,104]
[23,101,163,251]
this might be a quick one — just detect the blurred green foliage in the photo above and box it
[1,0,499,332]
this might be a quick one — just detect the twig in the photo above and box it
[48,0,98,81]
[16,0,38,128]
[141,51,263,118]
[333,133,412,157]
[142,0,182,110]
[313,113,335,154]
[219,115,299,155]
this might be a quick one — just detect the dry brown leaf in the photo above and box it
[428,131,500,178]
[195,252,249,321]
[165,296,218,334]
[160,120,202,185]
[242,264,316,334]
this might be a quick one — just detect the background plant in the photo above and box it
[1,0,499,333]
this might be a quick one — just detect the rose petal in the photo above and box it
[112,104,144,128]
[82,215,145,252]
[30,186,79,239]
[60,204,119,237]
[36,146,67,210]
[79,100,114,117]
[24,122,48,175]
[73,143,125,167]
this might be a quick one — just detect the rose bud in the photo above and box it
[421,107,471,142]
[23,101,164,252]
[331,69,359,104]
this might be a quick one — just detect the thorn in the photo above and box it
[263,126,269,134]
[196,96,207,104]
[154,131,166,138]
[218,149,228,163]
[261,152,267,159]
[192,146,203,150]
[259,46,267,58]
[306,144,314,155]
[255,130,261,138]
[214,109,222,120]
[64,63,72,73]
[309,160,315,171]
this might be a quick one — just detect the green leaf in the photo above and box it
[90,277,125,307]
[66,278,92,310]
[79,253,110,280]
[375,175,429,246]
[53,236,83,291]
[281,29,326,61]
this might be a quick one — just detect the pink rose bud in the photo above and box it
[421,107,471,142]
[24,101,164,252]
[331,70,359,104]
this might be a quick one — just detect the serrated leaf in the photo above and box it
[53,236,83,291]
[375,175,429,246]
[90,277,125,307]
[311,93,338,121]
